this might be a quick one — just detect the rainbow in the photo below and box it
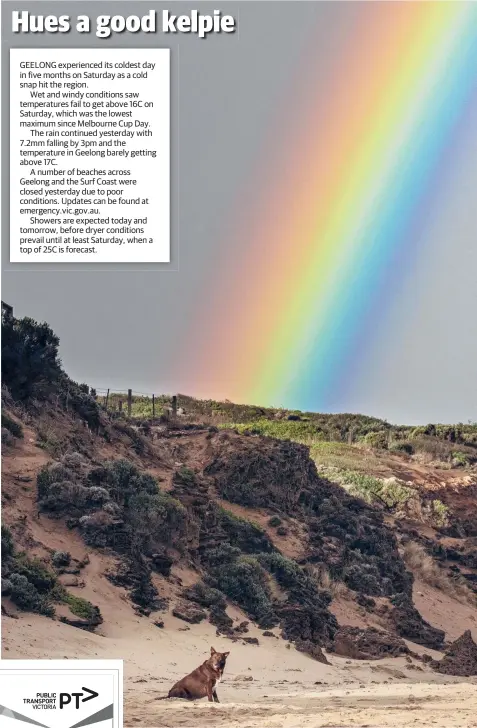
[182,2,477,412]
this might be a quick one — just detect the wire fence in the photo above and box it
[92,387,179,420]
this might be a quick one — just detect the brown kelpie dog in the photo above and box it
[156,647,230,703]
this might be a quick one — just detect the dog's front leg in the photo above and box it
[207,682,214,702]
[213,689,219,703]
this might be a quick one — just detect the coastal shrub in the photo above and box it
[202,543,241,567]
[333,471,415,510]
[451,451,470,467]
[216,507,273,553]
[390,441,414,455]
[183,582,226,609]
[60,590,101,621]
[13,554,57,594]
[362,431,389,450]
[342,562,385,596]
[7,573,55,616]
[173,466,197,487]
[431,499,449,528]
[51,551,71,568]
[126,491,187,550]
[92,459,157,507]
[1,525,14,558]
[1,313,101,430]
[1,413,23,439]
[79,511,116,548]
[258,552,332,607]
[211,555,277,627]
[1,315,61,401]
[2,553,58,616]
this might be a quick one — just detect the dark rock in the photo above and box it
[262,630,276,637]
[209,604,233,635]
[356,594,376,610]
[295,640,330,664]
[154,620,164,628]
[242,637,259,645]
[58,575,80,587]
[330,626,409,660]
[390,595,445,650]
[1,428,14,446]
[151,552,173,577]
[59,605,102,632]
[51,551,71,568]
[234,620,249,634]
[172,601,206,624]
[435,630,477,676]
[107,554,166,612]
[278,603,338,648]
[205,433,412,599]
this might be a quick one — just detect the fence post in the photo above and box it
[118,399,123,413]
[152,394,155,420]
[105,388,110,410]
[172,395,177,417]
[128,389,132,417]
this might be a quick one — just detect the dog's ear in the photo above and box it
[210,647,216,655]
[223,652,230,658]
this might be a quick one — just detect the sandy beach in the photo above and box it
[3,600,477,728]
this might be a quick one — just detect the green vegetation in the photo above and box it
[1,310,101,431]
[174,466,196,486]
[329,470,415,509]
[183,582,226,609]
[37,456,186,595]
[451,451,471,467]
[59,591,100,621]
[174,395,476,464]
[362,431,389,449]
[1,412,23,439]
[431,499,449,528]
[12,553,57,594]
[389,441,414,455]
[215,506,273,554]
[210,554,277,628]
[4,574,55,616]
[258,552,331,606]
[1,526,100,621]
[97,392,170,419]
[225,418,323,441]
[36,423,63,457]
[1,524,14,557]
[211,413,477,476]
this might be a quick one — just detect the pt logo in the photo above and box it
[59,687,99,709]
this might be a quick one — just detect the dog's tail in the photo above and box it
[154,695,170,701]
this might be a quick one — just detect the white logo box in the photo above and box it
[0,660,123,728]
